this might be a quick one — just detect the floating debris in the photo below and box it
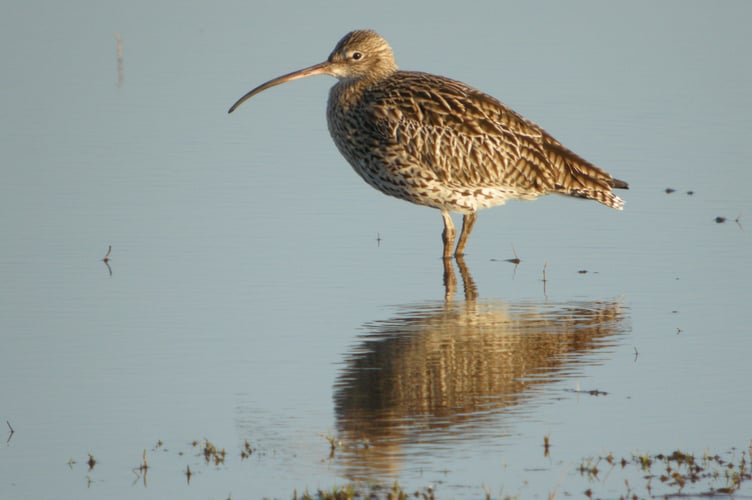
[200,439,226,466]
[489,244,521,265]
[566,388,608,396]
[240,439,254,460]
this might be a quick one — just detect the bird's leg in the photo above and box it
[455,212,478,257]
[441,210,456,260]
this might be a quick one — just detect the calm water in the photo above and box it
[2,1,751,498]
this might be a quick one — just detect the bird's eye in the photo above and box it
[351,51,363,61]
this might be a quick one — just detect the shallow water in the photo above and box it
[2,1,752,498]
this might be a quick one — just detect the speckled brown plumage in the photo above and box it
[229,29,628,258]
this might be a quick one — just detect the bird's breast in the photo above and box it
[326,82,383,158]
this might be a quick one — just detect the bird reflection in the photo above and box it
[333,259,628,481]
[443,256,477,302]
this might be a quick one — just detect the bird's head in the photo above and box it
[228,30,398,113]
[326,30,398,81]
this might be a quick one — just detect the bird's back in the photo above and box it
[327,70,626,213]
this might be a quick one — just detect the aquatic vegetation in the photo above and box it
[240,439,254,460]
[293,481,435,500]
[321,433,342,460]
[578,448,752,498]
[196,438,227,466]
[65,438,751,498]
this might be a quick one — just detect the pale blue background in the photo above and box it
[1,1,751,498]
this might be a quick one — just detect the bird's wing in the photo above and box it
[367,72,618,199]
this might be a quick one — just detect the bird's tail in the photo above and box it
[571,186,626,210]
[546,141,629,210]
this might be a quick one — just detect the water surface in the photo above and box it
[1,1,751,498]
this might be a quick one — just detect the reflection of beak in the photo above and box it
[228,61,333,113]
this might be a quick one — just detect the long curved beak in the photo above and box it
[228,61,332,114]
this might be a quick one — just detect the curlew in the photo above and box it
[229,30,628,259]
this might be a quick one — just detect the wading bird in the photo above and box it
[229,30,628,259]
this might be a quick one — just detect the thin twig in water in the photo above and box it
[506,243,521,264]
[131,449,149,487]
[542,261,548,297]
[6,420,14,443]
[115,33,124,87]
[102,245,113,276]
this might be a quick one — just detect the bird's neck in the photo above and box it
[330,77,370,112]
[330,70,394,112]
